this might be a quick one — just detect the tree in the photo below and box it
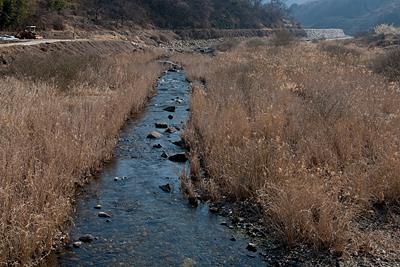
[0,0,29,28]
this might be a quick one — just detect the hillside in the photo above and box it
[290,0,400,34]
[0,0,288,31]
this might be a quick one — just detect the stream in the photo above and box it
[56,69,264,266]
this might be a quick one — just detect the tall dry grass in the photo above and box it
[0,51,162,265]
[174,44,400,253]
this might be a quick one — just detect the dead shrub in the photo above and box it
[246,38,267,48]
[214,38,240,52]
[371,47,400,82]
[1,53,102,91]
[272,29,294,46]
[319,42,362,61]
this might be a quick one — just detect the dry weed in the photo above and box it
[175,44,400,252]
[0,51,162,265]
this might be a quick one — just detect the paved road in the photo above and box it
[0,39,89,48]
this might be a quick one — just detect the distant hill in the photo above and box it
[290,0,400,34]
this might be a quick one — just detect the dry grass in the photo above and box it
[174,44,400,253]
[371,47,400,82]
[0,50,162,265]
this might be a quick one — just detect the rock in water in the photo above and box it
[209,206,220,213]
[168,115,174,120]
[163,106,176,112]
[188,196,198,207]
[161,152,168,158]
[79,234,94,243]
[73,241,82,248]
[153,143,163,148]
[94,204,102,209]
[165,126,178,133]
[159,183,172,193]
[172,140,185,148]
[168,153,188,163]
[155,122,168,129]
[246,243,257,252]
[98,212,112,218]
[147,131,162,139]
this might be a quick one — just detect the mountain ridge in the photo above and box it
[290,0,400,34]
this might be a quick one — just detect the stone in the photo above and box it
[209,206,220,213]
[147,131,162,139]
[246,243,257,252]
[172,140,185,148]
[168,115,174,120]
[155,122,168,129]
[78,234,94,243]
[94,205,102,209]
[153,143,163,148]
[161,152,168,158]
[114,177,119,181]
[230,237,236,242]
[165,127,178,134]
[163,106,176,112]
[188,196,198,207]
[73,241,82,248]
[98,212,112,218]
[159,183,172,193]
[168,153,188,163]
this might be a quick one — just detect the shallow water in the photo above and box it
[57,70,264,266]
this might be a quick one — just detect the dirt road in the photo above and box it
[0,39,89,48]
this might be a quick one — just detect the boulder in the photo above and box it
[159,183,173,193]
[147,131,162,139]
[98,212,112,218]
[165,126,178,134]
[168,153,188,163]
[172,140,186,148]
[155,122,168,129]
[163,106,176,112]
[73,241,82,248]
[79,234,94,243]
[246,243,257,252]
[153,144,163,148]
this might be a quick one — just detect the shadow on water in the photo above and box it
[54,69,264,266]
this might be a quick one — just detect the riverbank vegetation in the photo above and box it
[176,42,400,256]
[0,50,162,265]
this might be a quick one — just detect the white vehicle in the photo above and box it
[0,35,19,41]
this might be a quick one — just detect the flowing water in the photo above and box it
[57,69,264,266]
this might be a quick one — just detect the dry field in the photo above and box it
[0,50,162,265]
[175,43,400,258]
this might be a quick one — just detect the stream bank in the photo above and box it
[56,68,264,266]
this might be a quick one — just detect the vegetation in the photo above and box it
[175,43,400,253]
[0,0,29,28]
[372,47,400,82]
[0,0,288,30]
[290,0,400,34]
[0,50,162,265]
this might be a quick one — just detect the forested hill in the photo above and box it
[290,0,400,34]
[0,0,287,30]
